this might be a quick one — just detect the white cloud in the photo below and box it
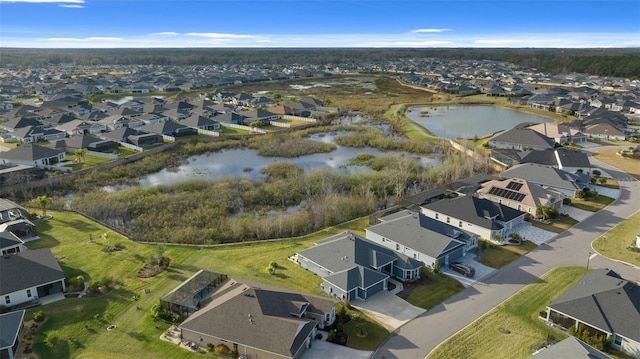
[0,0,83,2]
[410,28,451,33]
[185,32,261,39]
[394,40,453,46]
[150,32,179,36]
[58,4,82,8]
[46,37,123,42]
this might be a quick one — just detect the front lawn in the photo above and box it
[530,216,579,233]
[477,240,537,268]
[592,149,640,181]
[402,268,464,310]
[569,195,614,212]
[342,306,389,350]
[427,266,588,359]
[24,211,375,358]
[592,210,640,268]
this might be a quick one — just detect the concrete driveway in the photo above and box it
[561,206,594,222]
[302,332,373,359]
[441,255,495,288]
[352,291,425,331]
[513,222,557,245]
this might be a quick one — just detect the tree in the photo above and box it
[266,261,278,275]
[31,195,54,217]
[75,148,88,163]
[598,177,607,185]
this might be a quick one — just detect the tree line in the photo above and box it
[2,48,639,79]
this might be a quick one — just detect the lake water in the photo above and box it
[406,105,554,139]
[133,132,440,187]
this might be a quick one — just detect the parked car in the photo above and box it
[449,262,475,277]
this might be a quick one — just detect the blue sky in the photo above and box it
[1,0,639,48]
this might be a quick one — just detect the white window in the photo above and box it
[446,217,450,223]
[435,213,439,219]
[27,289,32,298]
[4,296,9,304]
[396,244,400,250]
[459,221,463,227]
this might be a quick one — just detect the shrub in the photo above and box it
[563,197,572,205]
[214,343,231,356]
[33,310,45,322]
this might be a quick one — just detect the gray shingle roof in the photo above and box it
[0,248,65,295]
[367,211,468,259]
[490,127,556,148]
[179,279,334,358]
[0,144,64,162]
[548,269,640,343]
[501,163,585,191]
[421,196,523,230]
[0,310,24,350]
[324,266,387,292]
[530,336,610,359]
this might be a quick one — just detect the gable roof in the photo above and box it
[0,143,64,162]
[421,196,524,230]
[324,265,388,292]
[367,210,469,259]
[477,178,564,209]
[179,279,334,358]
[0,231,23,250]
[531,336,610,359]
[548,269,640,343]
[0,310,25,351]
[518,148,591,169]
[0,248,65,295]
[501,163,586,191]
[490,127,556,149]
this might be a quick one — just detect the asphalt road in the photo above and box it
[373,147,640,359]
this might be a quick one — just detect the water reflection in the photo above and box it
[406,105,553,139]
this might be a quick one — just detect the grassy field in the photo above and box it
[477,241,538,268]
[404,269,464,310]
[342,306,389,350]
[23,212,387,358]
[592,149,640,181]
[62,154,114,171]
[592,210,640,268]
[530,216,579,233]
[569,195,615,212]
[427,266,588,359]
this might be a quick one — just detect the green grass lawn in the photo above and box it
[477,241,537,268]
[62,154,113,171]
[342,306,389,350]
[24,212,376,358]
[404,269,464,310]
[427,266,588,359]
[592,210,640,268]
[592,149,640,181]
[569,195,614,212]
[530,216,579,233]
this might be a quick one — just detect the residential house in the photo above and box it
[0,117,43,133]
[237,108,279,125]
[526,123,587,144]
[295,231,422,300]
[100,127,162,148]
[139,121,197,137]
[212,112,249,126]
[545,269,640,358]
[0,248,66,309]
[180,114,220,131]
[476,177,564,215]
[531,337,611,359]
[0,310,25,359]
[51,133,119,154]
[366,210,478,269]
[176,275,336,359]
[10,126,67,144]
[420,196,525,243]
[56,119,107,136]
[500,163,590,198]
[488,125,556,150]
[518,148,593,175]
[0,144,66,169]
[0,231,26,255]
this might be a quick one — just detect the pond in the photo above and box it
[131,132,440,188]
[406,105,554,139]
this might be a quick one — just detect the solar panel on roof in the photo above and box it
[487,186,526,202]
[506,181,523,191]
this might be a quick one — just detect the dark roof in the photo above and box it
[324,266,387,292]
[0,248,65,295]
[490,127,556,149]
[180,114,219,128]
[139,120,192,135]
[0,144,64,162]
[162,270,227,310]
[501,163,585,191]
[400,188,452,209]
[367,210,470,259]
[421,196,524,230]
[519,148,592,168]
[0,231,23,250]
[0,310,25,350]
[179,279,334,358]
[531,336,610,359]
[548,269,640,343]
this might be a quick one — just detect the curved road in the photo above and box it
[373,146,640,359]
